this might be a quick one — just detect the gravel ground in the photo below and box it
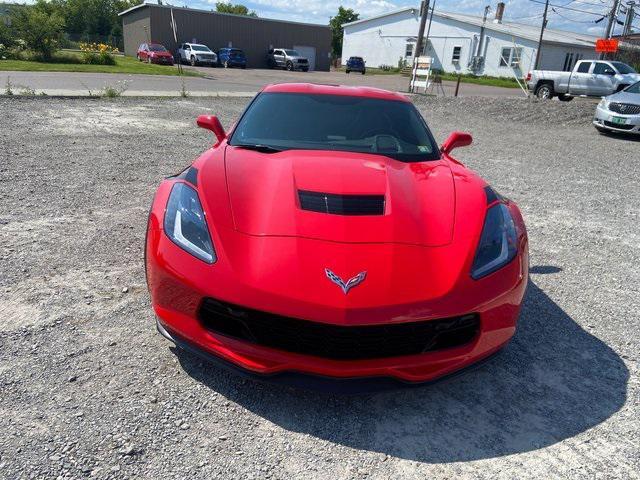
[0,96,638,480]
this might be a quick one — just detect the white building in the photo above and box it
[341,4,599,78]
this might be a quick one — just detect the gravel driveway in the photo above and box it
[0,96,638,479]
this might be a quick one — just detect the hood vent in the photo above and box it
[298,190,385,216]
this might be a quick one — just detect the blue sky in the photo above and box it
[184,0,624,36]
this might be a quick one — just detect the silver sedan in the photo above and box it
[593,81,640,134]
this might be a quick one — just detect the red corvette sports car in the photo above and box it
[146,83,529,391]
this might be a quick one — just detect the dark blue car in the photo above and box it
[346,56,366,74]
[217,48,247,69]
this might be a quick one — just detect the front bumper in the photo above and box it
[151,57,174,65]
[147,216,528,385]
[593,105,640,134]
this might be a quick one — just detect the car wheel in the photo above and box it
[535,83,553,99]
[286,61,293,71]
[136,54,141,62]
[361,70,365,75]
[346,69,350,74]
[190,56,196,67]
[558,94,573,102]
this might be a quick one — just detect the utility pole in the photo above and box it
[601,0,622,59]
[534,0,549,70]
[409,0,430,92]
[623,1,636,37]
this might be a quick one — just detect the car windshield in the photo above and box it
[230,50,244,57]
[191,45,211,52]
[284,50,300,56]
[351,57,363,62]
[149,45,166,52]
[229,92,440,162]
[624,81,640,93]
[611,62,636,74]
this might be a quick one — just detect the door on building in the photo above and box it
[293,45,316,71]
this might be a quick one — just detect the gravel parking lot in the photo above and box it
[0,96,638,479]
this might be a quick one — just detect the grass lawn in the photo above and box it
[334,65,522,88]
[333,66,401,76]
[0,54,202,77]
[437,72,522,89]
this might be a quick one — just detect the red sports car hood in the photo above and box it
[223,146,455,246]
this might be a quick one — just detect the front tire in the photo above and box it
[558,94,573,102]
[346,69,350,74]
[535,83,554,99]
[361,70,365,75]
[190,56,196,67]
[286,61,293,71]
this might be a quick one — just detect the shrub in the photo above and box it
[12,3,65,61]
[79,42,118,65]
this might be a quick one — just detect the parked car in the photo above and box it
[146,83,529,391]
[526,60,640,100]
[136,43,174,65]
[346,56,366,74]
[177,43,218,67]
[593,81,640,134]
[266,48,309,71]
[217,48,247,69]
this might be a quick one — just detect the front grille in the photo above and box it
[198,298,480,360]
[297,59,308,64]
[298,190,385,216]
[609,103,640,115]
[603,120,635,130]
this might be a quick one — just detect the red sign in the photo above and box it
[595,39,619,53]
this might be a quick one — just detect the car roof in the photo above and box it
[261,83,410,103]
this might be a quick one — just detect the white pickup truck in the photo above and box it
[526,60,640,100]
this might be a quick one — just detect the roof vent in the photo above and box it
[298,190,385,216]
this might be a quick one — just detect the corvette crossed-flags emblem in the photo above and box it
[324,269,367,295]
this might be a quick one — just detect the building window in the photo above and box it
[499,47,522,67]
[563,53,573,72]
[451,46,461,63]
[405,42,414,58]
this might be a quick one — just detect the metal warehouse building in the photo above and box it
[119,3,331,71]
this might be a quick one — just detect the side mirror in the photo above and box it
[197,115,226,144]
[440,131,473,154]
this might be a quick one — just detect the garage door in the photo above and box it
[293,45,316,71]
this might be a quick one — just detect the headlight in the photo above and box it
[471,203,517,279]
[598,98,608,109]
[164,183,216,264]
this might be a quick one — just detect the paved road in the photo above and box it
[1,67,526,97]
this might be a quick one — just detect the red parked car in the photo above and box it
[136,43,174,65]
[146,83,529,392]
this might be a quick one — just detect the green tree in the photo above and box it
[330,6,359,58]
[12,0,66,60]
[215,2,257,17]
[0,21,14,48]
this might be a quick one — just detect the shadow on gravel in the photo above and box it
[174,281,628,463]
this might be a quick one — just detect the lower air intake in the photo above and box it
[198,298,480,360]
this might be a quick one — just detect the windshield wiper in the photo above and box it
[233,143,284,153]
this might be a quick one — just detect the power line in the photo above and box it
[551,6,607,21]
[527,0,610,16]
